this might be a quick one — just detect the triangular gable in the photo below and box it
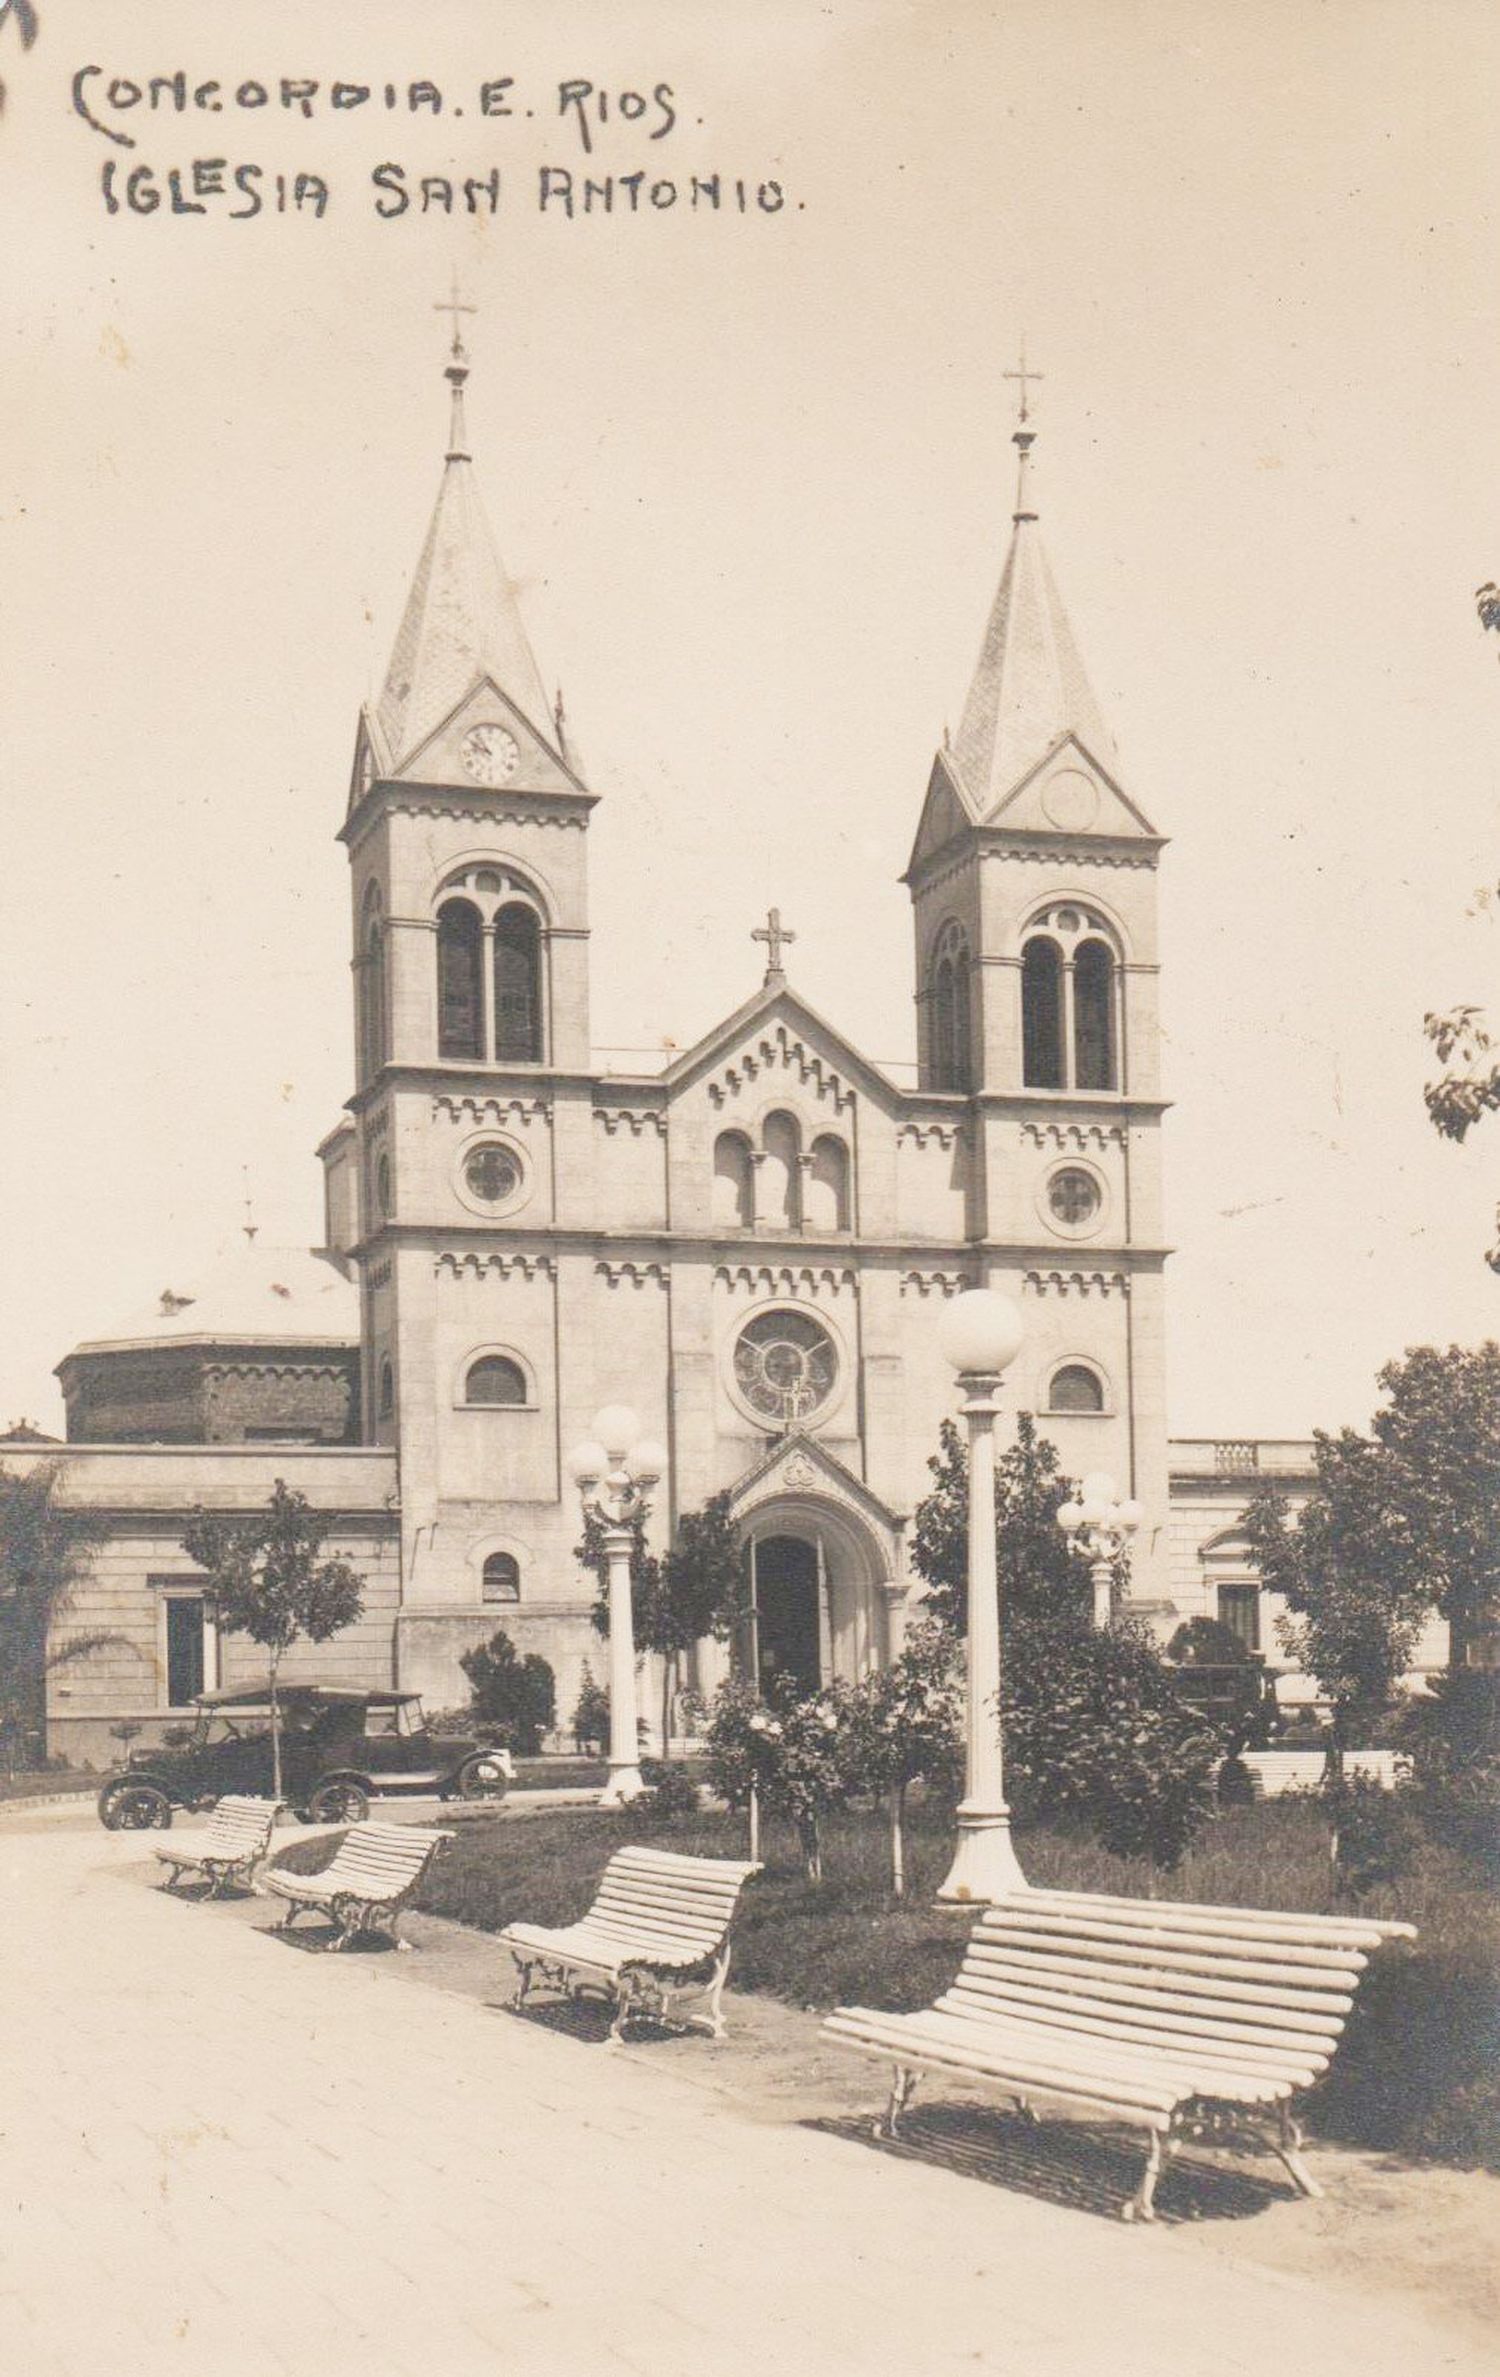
[389,674,590,799]
[981,731,1161,840]
[903,748,981,881]
[662,983,903,1115]
[728,1429,908,1533]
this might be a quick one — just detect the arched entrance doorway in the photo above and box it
[749,1534,823,1697]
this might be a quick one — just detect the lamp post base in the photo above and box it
[599,1762,646,1809]
[935,1803,1028,1904]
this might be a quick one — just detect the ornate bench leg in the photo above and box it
[1273,2105,1323,2200]
[606,1979,639,2049]
[1123,2126,1175,2223]
[697,1947,732,2041]
[877,2066,919,2142]
[511,1958,536,2011]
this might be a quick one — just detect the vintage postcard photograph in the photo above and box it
[0,3,1496,2372]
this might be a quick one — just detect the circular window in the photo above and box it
[463,1143,523,1205]
[1047,1167,1102,1229]
[733,1309,838,1425]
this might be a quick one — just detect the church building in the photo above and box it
[37,335,1195,1760]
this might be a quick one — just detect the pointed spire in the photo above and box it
[949,363,1117,817]
[375,305,554,770]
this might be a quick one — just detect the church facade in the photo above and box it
[38,339,1200,1760]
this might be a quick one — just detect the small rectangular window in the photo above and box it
[164,1596,207,1706]
[1218,1584,1261,1653]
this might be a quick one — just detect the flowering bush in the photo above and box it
[702,1674,856,1879]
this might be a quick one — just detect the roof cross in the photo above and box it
[1003,342,1044,424]
[435,271,477,357]
[752,907,796,985]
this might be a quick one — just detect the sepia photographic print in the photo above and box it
[1,3,1496,2372]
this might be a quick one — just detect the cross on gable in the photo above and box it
[752,907,796,983]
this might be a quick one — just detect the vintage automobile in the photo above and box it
[95,1683,514,1829]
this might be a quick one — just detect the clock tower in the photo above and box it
[336,324,598,1629]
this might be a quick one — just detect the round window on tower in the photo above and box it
[1041,1163,1106,1238]
[732,1308,839,1427]
[455,1137,530,1218]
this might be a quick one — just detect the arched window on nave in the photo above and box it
[713,1131,755,1229]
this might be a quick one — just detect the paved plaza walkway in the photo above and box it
[0,1811,1489,2377]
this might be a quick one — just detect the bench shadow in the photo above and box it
[806,2103,1287,2227]
[255,1919,404,1955]
[496,1993,709,2050]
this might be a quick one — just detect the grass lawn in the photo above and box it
[0,1769,96,1802]
[282,1791,1500,2173]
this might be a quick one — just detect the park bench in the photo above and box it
[154,1795,281,1898]
[501,1844,762,2044]
[824,1884,1416,2222]
[261,1820,453,1951]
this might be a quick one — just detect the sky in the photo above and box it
[2,0,1499,1440]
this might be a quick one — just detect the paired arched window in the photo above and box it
[1021,906,1120,1091]
[929,921,973,1092]
[1047,1362,1106,1413]
[359,887,387,1081]
[481,1552,522,1605]
[435,868,547,1063]
[464,1354,528,1407]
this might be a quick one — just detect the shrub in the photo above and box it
[458,1629,557,1756]
[630,1762,702,1826]
[1328,1772,1424,1895]
[842,1617,964,1895]
[572,1664,609,1754]
[1004,1612,1220,1869]
[1399,1669,1500,1882]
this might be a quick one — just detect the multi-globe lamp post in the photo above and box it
[565,1405,669,1809]
[934,1287,1029,1905]
[1055,1474,1144,1626]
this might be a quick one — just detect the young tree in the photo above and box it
[460,1629,556,1755]
[181,1480,364,1798]
[578,1489,747,1759]
[843,1616,963,1896]
[1245,1342,1500,1742]
[910,1410,1113,1634]
[1243,1443,1426,1775]
[0,1462,110,1771]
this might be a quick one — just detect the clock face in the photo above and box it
[460,723,521,786]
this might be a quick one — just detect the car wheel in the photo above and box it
[457,1755,510,1802]
[308,1778,370,1825]
[100,1782,173,1831]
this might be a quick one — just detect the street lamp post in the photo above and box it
[1055,1471,1144,1626]
[566,1405,669,1809]
[935,1288,1029,1905]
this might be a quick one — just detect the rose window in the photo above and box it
[734,1310,838,1424]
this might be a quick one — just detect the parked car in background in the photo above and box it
[95,1684,513,1828]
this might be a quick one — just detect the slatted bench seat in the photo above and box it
[154,1796,281,1898]
[824,1885,1416,2221]
[261,1820,453,1951]
[501,1845,761,2044]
